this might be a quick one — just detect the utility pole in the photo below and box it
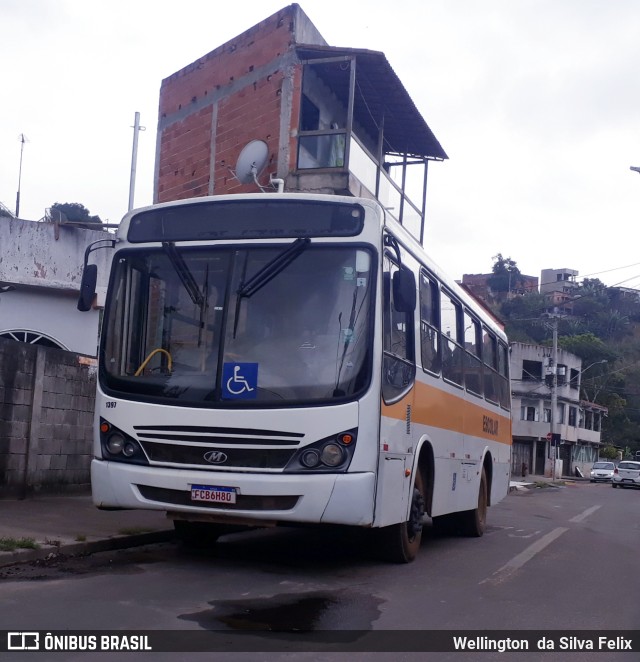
[15,133,27,218]
[128,112,145,212]
[549,317,559,480]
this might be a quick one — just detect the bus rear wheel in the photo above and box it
[459,467,488,537]
[378,469,425,563]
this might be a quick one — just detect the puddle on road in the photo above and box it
[180,590,383,631]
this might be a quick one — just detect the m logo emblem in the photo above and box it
[203,451,228,464]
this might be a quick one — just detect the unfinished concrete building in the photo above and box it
[155,3,447,245]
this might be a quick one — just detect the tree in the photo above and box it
[49,202,102,227]
[557,332,616,365]
[487,253,522,294]
[599,446,618,460]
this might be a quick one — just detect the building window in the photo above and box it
[557,364,567,385]
[521,405,539,422]
[0,330,66,349]
[300,94,320,131]
[569,368,580,390]
[585,410,594,430]
[543,407,551,423]
[569,406,577,427]
[522,359,542,381]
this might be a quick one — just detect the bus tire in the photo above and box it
[173,520,222,548]
[378,469,425,563]
[459,467,488,537]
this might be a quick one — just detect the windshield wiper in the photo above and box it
[237,237,310,299]
[233,237,310,337]
[162,241,204,306]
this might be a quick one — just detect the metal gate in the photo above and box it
[511,441,533,479]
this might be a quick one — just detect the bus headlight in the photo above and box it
[99,418,149,465]
[122,442,137,457]
[301,449,321,468]
[106,433,126,455]
[320,443,345,467]
[284,428,357,472]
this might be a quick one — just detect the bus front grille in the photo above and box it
[137,485,299,511]
[138,440,295,469]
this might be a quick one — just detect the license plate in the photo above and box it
[190,485,237,504]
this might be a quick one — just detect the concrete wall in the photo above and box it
[0,338,96,496]
[0,218,112,292]
[0,218,113,356]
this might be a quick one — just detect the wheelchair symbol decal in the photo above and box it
[222,363,258,399]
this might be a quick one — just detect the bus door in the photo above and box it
[376,252,417,526]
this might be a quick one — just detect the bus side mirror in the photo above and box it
[77,264,98,311]
[393,267,416,313]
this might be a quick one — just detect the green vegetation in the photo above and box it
[489,255,640,457]
[0,537,39,552]
[49,202,102,227]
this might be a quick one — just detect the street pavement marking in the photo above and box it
[480,527,569,585]
[569,505,601,523]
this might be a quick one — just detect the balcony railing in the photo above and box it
[297,129,425,243]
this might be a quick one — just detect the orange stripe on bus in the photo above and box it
[382,380,512,445]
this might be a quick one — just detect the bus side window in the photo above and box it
[382,257,416,403]
[463,311,483,397]
[498,342,511,410]
[440,291,463,387]
[482,327,499,404]
[419,270,440,375]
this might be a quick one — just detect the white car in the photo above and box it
[612,461,640,489]
[589,461,615,482]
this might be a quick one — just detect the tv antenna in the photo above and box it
[16,133,28,217]
[234,140,269,190]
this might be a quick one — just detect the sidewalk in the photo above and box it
[0,476,586,568]
[0,493,173,567]
[509,474,586,493]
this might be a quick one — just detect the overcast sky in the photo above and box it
[2,0,640,287]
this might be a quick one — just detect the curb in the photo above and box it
[0,529,175,569]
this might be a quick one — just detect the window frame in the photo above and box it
[419,268,441,376]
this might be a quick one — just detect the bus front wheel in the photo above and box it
[378,469,425,563]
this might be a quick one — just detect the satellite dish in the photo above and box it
[235,140,269,185]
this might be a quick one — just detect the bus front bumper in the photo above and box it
[91,460,376,527]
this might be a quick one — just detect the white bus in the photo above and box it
[79,193,511,562]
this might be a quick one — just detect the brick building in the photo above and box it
[155,3,447,244]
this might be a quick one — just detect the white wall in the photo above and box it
[0,289,100,356]
[0,218,113,356]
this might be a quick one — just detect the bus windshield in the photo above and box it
[101,244,375,406]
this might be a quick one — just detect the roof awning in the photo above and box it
[296,45,448,161]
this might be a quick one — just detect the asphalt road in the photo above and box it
[1,481,638,661]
